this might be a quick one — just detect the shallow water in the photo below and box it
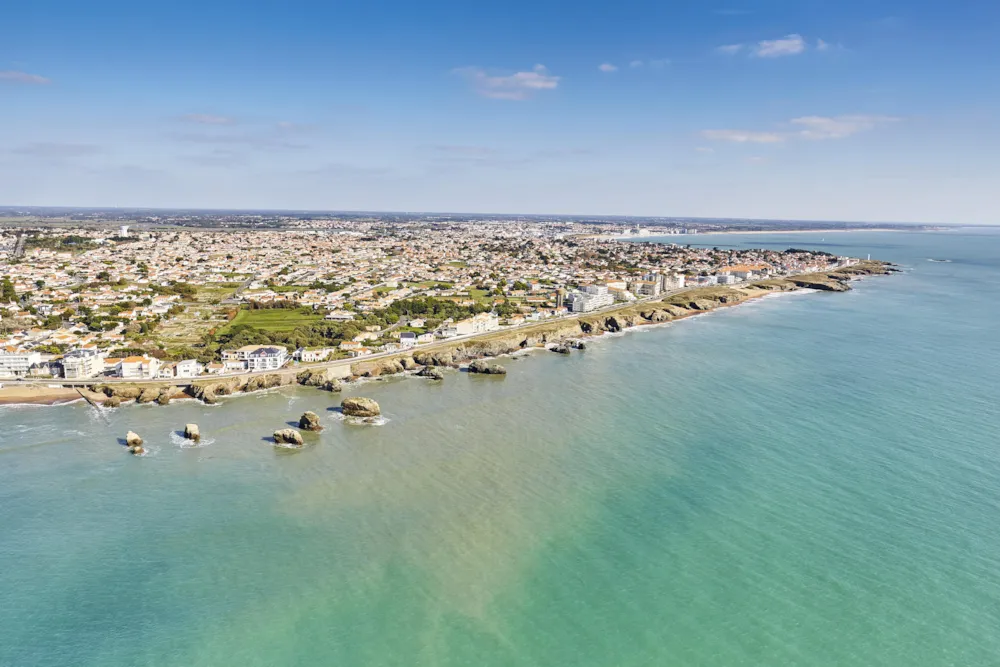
[2,229,999,666]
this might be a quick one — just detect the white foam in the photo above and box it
[169,431,216,449]
[330,412,389,427]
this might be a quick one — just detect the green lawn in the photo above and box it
[409,281,454,289]
[447,261,468,268]
[222,308,322,333]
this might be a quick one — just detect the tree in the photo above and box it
[0,276,17,304]
[35,279,45,290]
[96,270,111,282]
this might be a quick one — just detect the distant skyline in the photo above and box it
[2,0,999,224]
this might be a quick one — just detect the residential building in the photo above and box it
[61,348,104,379]
[119,356,161,379]
[567,285,615,313]
[0,347,42,378]
[222,344,288,372]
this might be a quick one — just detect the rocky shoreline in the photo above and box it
[2,262,895,408]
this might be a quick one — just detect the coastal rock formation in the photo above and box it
[103,396,122,408]
[413,351,457,367]
[184,424,201,442]
[341,397,381,418]
[273,429,304,446]
[299,411,323,431]
[468,360,507,375]
[418,366,445,380]
[790,276,851,292]
[688,299,718,311]
[296,368,345,391]
[155,388,176,406]
[136,388,161,404]
[125,431,144,455]
[571,340,587,350]
[92,384,143,401]
[551,344,571,355]
[244,374,286,393]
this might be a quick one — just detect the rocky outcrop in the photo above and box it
[184,424,201,441]
[125,431,144,455]
[135,388,160,404]
[244,374,288,393]
[417,366,445,380]
[352,358,408,378]
[413,350,457,367]
[341,397,381,417]
[92,384,143,401]
[688,299,718,311]
[296,368,345,392]
[155,388,176,406]
[273,428,304,446]
[790,275,851,292]
[299,411,323,431]
[468,360,507,375]
[550,344,571,354]
[103,396,122,408]
[571,340,587,350]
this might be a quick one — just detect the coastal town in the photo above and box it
[0,216,862,381]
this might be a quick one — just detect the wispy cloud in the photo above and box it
[11,142,101,157]
[629,60,644,68]
[626,59,670,69]
[702,129,785,144]
[816,38,830,52]
[696,146,715,153]
[716,44,744,55]
[752,34,807,57]
[704,115,899,144]
[598,63,618,73]
[181,113,236,125]
[0,70,51,85]
[453,64,560,100]
[791,115,899,139]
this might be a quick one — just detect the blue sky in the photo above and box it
[1,0,998,223]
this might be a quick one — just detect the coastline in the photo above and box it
[0,261,895,408]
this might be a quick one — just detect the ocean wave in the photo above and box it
[169,431,216,449]
[330,412,389,427]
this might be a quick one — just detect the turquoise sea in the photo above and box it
[2,229,999,666]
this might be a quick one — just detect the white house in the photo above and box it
[294,348,333,363]
[399,332,417,348]
[174,359,204,378]
[0,346,42,378]
[246,346,288,371]
[61,348,104,379]
[118,356,161,379]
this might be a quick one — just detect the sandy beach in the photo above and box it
[0,384,86,406]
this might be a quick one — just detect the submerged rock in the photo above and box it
[184,424,201,442]
[273,429,304,446]
[299,411,323,432]
[341,397,381,418]
[417,366,445,380]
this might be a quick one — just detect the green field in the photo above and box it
[223,309,322,333]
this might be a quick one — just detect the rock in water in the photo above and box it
[273,429,304,446]
[136,388,160,404]
[184,424,201,442]
[299,411,323,431]
[125,431,144,455]
[550,344,571,355]
[103,396,122,408]
[468,360,507,375]
[571,340,587,350]
[341,397,381,417]
[418,366,445,380]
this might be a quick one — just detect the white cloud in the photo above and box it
[0,70,50,84]
[717,43,744,55]
[454,64,560,100]
[816,39,830,51]
[752,34,807,57]
[791,115,899,139]
[704,115,900,145]
[598,63,618,73]
[702,129,785,144]
[182,113,236,125]
[696,147,715,153]
[629,60,644,68]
